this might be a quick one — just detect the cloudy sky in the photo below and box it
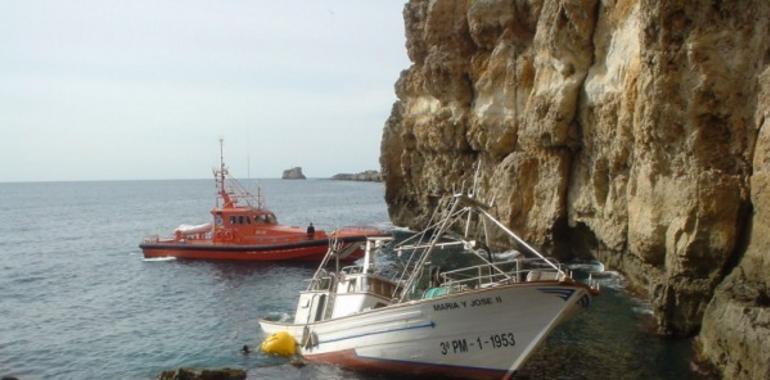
[0,0,409,182]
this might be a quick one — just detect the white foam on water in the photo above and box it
[594,270,626,290]
[567,260,605,274]
[632,305,655,316]
[630,298,655,316]
[141,257,177,262]
[262,311,292,323]
[591,269,621,279]
[492,249,521,260]
[372,221,396,230]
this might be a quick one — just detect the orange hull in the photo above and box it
[140,236,369,262]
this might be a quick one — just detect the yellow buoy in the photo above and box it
[260,331,297,356]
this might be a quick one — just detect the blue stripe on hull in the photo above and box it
[318,321,436,344]
[537,288,576,301]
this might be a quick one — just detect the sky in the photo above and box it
[0,0,410,182]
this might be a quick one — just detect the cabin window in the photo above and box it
[314,294,327,322]
[215,215,223,225]
[245,216,251,224]
[267,213,277,224]
[229,216,236,225]
[347,279,357,292]
[238,216,244,224]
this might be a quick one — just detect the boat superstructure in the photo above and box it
[259,180,600,379]
[140,139,384,261]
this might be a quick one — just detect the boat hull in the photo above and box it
[260,282,592,379]
[140,237,365,262]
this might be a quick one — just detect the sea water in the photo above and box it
[0,180,701,379]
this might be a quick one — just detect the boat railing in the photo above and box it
[438,257,567,290]
[153,233,336,245]
[306,274,335,292]
[336,226,385,234]
[340,265,364,275]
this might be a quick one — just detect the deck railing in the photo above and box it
[438,257,567,290]
[306,274,335,292]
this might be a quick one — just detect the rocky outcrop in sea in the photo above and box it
[281,167,306,180]
[331,170,382,182]
[155,368,246,380]
[380,1,770,378]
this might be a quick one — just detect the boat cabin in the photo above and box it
[293,237,396,324]
[212,208,278,228]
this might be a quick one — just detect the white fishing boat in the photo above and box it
[259,186,599,379]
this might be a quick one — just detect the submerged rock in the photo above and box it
[281,167,306,180]
[380,0,770,378]
[331,170,382,182]
[155,368,246,380]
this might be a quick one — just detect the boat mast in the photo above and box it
[219,138,225,190]
[217,138,234,208]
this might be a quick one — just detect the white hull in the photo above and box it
[260,281,591,379]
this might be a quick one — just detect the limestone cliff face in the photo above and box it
[380,0,770,378]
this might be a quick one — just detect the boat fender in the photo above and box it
[260,331,297,356]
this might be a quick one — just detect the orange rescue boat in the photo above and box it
[140,140,386,261]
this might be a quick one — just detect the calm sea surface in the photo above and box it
[0,179,700,379]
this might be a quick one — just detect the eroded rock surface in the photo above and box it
[380,0,770,377]
[698,66,770,380]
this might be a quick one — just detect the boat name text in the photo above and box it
[432,296,503,312]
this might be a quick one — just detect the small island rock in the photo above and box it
[282,167,306,180]
[331,170,381,182]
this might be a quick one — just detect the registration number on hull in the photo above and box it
[439,332,516,355]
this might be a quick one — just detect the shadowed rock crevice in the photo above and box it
[718,201,753,282]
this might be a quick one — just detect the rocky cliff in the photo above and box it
[380,0,770,378]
